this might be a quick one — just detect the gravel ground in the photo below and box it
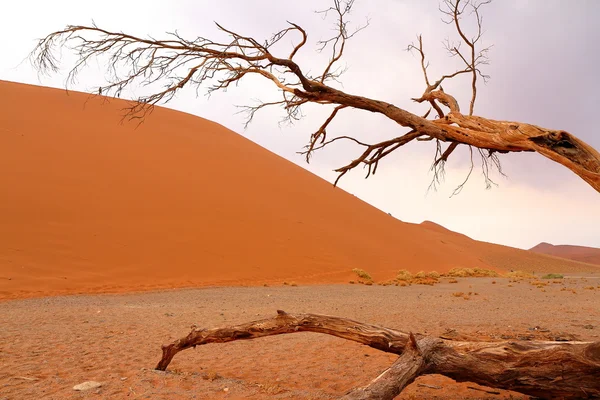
[1,276,599,399]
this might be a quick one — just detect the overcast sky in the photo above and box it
[1,0,599,249]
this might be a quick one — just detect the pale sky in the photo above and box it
[1,0,599,249]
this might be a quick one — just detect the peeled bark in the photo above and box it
[156,310,600,399]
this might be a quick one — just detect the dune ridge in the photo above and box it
[1,80,598,300]
[530,242,600,266]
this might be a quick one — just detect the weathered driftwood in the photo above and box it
[156,310,600,399]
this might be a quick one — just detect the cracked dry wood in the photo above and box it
[156,310,600,399]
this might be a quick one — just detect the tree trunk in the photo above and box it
[156,310,600,399]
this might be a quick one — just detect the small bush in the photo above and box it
[396,270,413,281]
[445,268,499,278]
[352,268,372,281]
[505,270,535,279]
[541,273,564,279]
[413,278,436,286]
[448,278,458,283]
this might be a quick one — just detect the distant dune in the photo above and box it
[1,80,599,300]
[530,242,600,266]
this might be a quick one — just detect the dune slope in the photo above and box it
[1,81,598,299]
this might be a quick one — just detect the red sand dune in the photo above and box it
[1,80,598,300]
[530,242,600,266]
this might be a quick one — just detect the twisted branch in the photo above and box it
[29,0,600,193]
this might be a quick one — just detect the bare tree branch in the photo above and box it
[29,0,600,193]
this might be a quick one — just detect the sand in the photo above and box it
[2,80,600,302]
[2,80,600,398]
[530,242,600,266]
[2,276,599,399]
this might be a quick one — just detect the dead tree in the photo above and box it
[156,310,600,399]
[30,0,599,193]
[30,0,600,398]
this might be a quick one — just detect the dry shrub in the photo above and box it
[448,278,458,283]
[396,270,440,285]
[505,270,535,279]
[542,273,564,279]
[352,268,372,281]
[452,292,470,300]
[412,277,437,286]
[444,267,499,278]
[584,286,595,290]
[349,280,355,284]
[396,270,413,281]
[531,280,548,288]
[492,280,496,284]
[364,281,373,286]
[257,382,286,395]
[203,370,220,381]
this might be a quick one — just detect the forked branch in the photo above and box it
[29,0,600,193]
[156,310,600,399]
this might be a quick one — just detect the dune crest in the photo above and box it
[530,242,600,266]
[1,80,598,300]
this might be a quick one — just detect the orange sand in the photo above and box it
[530,242,600,266]
[1,80,599,300]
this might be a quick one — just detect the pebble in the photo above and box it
[73,381,102,391]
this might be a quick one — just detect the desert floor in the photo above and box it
[2,276,599,400]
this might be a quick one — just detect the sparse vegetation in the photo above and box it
[396,270,413,281]
[444,268,499,278]
[452,291,470,300]
[37,0,599,395]
[352,268,372,281]
[505,271,535,279]
[541,273,564,279]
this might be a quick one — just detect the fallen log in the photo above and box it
[156,310,600,399]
